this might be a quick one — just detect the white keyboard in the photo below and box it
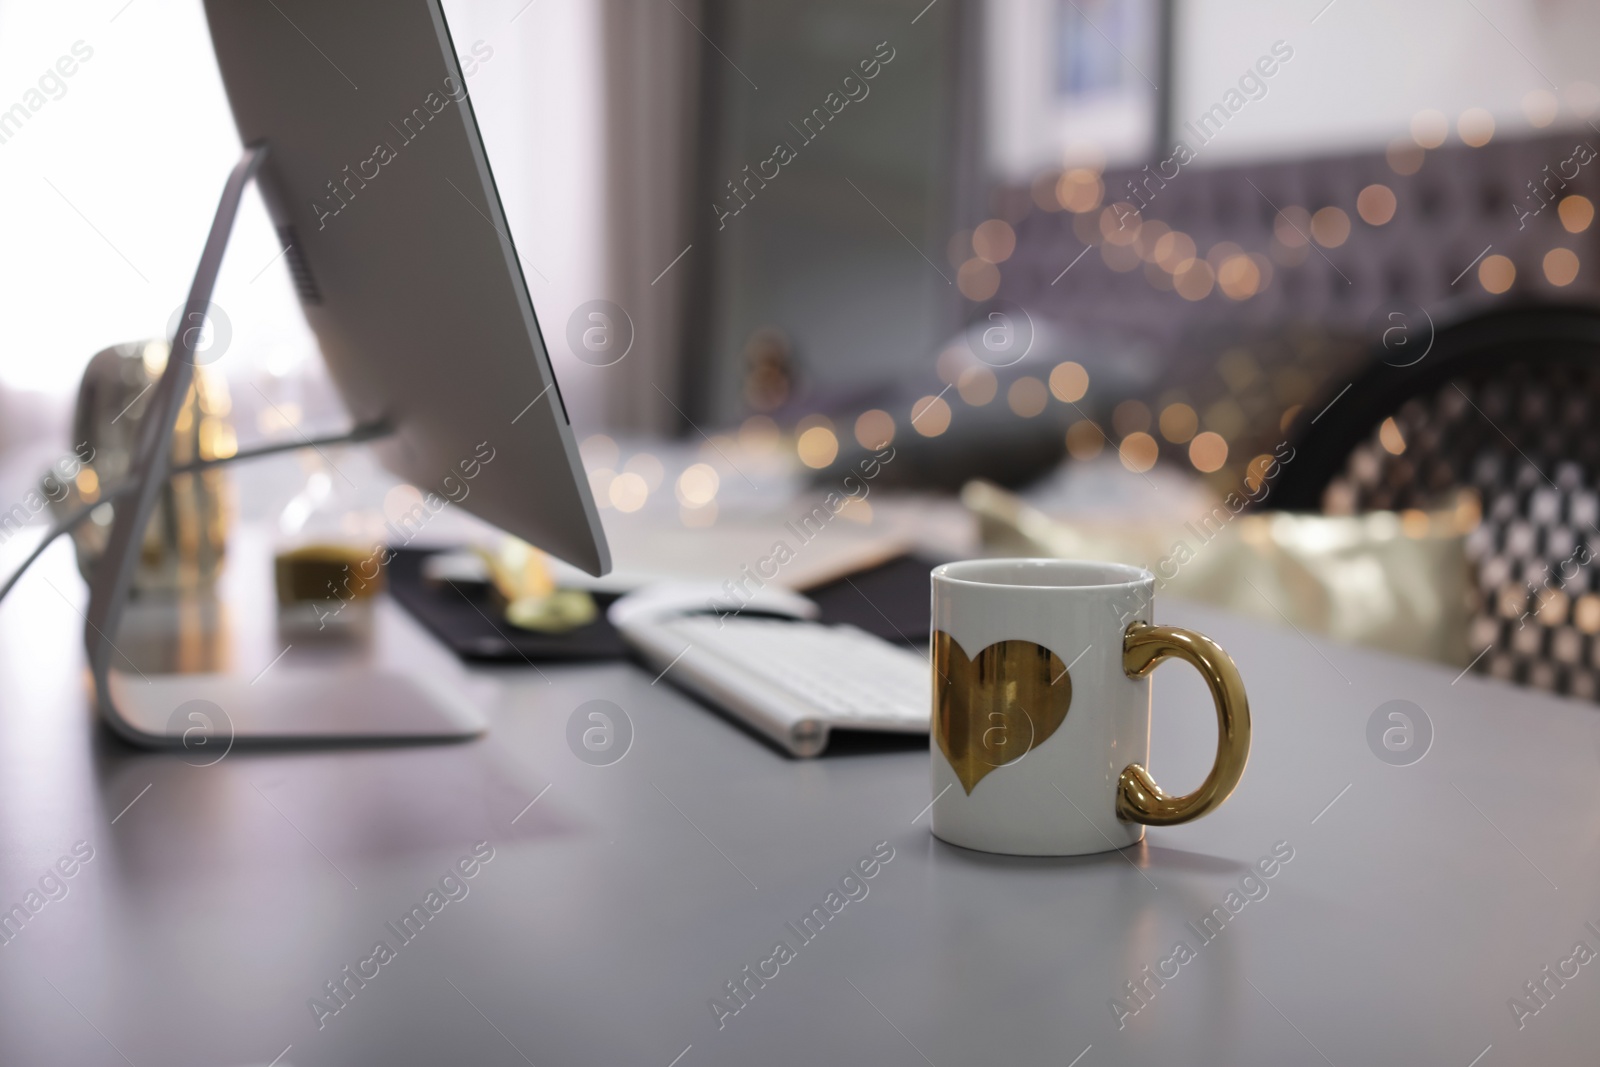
[616,611,931,757]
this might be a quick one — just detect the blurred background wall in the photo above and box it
[2,0,1598,460]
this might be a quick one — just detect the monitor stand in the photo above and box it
[84,144,485,748]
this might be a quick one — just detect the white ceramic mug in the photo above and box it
[928,559,1251,856]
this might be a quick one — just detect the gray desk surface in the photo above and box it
[0,536,1596,1067]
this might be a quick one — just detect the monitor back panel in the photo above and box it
[204,0,609,575]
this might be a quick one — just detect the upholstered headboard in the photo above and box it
[992,130,1600,489]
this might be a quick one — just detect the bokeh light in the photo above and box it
[1065,420,1104,459]
[1310,207,1350,247]
[1154,230,1198,271]
[1457,107,1494,147]
[1217,254,1262,300]
[580,433,619,471]
[1205,241,1243,270]
[911,395,952,437]
[1544,248,1579,287]
[1133,220,1170,263]
[1357,184,1397,225]
[1378,417,1406,455]
[1272,207,1312,248]
[957,259,1000,301]
[1007,377,1048,418]
[1100,204,1141,245]
[623,452,664,492]
[1118,432,1158,473]
[1559,195,1593,233]
[854,409,895,449]
[1244,454,1276,494]
[957,366,998,406]
[797,426,839,468]
[609,472,649,512]
[1410,109,1448,148]
[1174,260,1215,301]
[1188,431,1227,473]
[1049,361,1089,403]
[676,463,720,507]
[1159,402,1198,443]
[972,219,1017,263]
[1056,168,1103,213]
[1479,254,1515,294]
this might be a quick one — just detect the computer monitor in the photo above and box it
[76,0,610,747]
[206,0,608,577]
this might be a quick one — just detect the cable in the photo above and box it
[0,419,389,606]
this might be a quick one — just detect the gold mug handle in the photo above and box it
[1117,622,1251,826]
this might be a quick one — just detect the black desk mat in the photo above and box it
[385,548,628,662]
[388,547,939,664]
[800,552,934,650]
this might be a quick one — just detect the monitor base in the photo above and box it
[84,144,484,749]
[101,667,485,750]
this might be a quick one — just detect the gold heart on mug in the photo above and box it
[933,630,1071,794]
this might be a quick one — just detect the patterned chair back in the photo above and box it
[1271,305,1600,696]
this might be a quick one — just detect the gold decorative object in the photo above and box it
[480,537,597,634]
[480,537,556,603]
[1116,622,1251,825]
[505,589,598,633]
[50,340,234,591]
[932,631,1070,794]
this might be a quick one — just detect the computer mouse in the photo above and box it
[606,582,821,628]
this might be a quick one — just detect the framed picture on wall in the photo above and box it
[985,0,1167,182]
